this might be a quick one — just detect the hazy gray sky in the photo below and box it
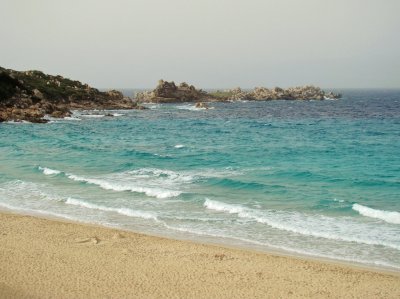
[1,0,399,88]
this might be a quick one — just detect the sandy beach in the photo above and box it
[0,212,398,298]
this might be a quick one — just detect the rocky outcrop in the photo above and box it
[136,80,209,103]
[135,80,341,103]
[0,67,142,123]
[195,102,209,109]
[247,85,331,101]
[215,86,341,101]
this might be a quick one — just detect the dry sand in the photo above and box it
[1,211,399,299]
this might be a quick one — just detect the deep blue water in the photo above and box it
[1,89,399,270]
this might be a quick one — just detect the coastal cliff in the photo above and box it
[136,80,341,103]
[0,67,141,123]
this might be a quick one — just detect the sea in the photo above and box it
[1,89,399,271]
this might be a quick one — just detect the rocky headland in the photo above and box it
[0,67,142,123]
[135,80,341,103]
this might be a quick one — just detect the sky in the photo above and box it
[1,0,399,89]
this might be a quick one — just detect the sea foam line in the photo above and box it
[203,199,400,250]
[163,223,400,270]
[65,198,158,221]
[38,166,242,199]
[37,166,183,199]
[38,167,61,176]
[66,174,181,199]
[353,203,400,225]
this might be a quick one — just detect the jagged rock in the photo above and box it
[136,81,341,103]
[135,80,208,103]
[195,102,209,109]
[247,85,339,101]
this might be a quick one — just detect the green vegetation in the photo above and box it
[9,70,98,101]
[208,90,235,99]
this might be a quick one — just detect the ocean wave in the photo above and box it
[174,144,185,148]
[206,178,266,190]
[0,180,64,202]
[163,222,400,269]
[65,198,158,221]
[0,201,81,222]
[176,104,210,111]
[37,166,241,198]
[38,166,61,176]
[353,203,400,225]
[203,199,400,250]
[66,174,181,199]
[204,198,246,214]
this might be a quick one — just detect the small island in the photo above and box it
[135,79,341,103]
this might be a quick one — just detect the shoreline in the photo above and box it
[1,210,399,298]
[1,206,399,276]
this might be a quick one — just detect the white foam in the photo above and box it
[353,203,400,225]
[163,223,400,269]
[63,116,81,121]
[80,114,105,118]
[333,198,345,203]
[204,198,246,214]
[4,120,32,124]
[65,198,158,221]
[176,104,207,111]
[41,167,241,199]
[112,113,124,117]
[39,166,61,176]
[0,201,81,222]
[204,199,400,250]
[0,180,64,202]
[174,144,185,149]
[66,173,181,199]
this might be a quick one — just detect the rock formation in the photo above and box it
[135,80,341,103]
[135,80,209,103]
[0,67,142,123]
[195,102,209,109]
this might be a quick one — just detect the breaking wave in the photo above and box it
[38,167,61,176]
[66,174,182,199]
[65,198,158,221]
[353,203,400,225]
[203,199,400,250]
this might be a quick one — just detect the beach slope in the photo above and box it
[1,212,399,298]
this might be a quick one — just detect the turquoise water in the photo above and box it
[1,89,399,270]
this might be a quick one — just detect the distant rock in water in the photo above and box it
[136,80,209,103]
[210,86,341,101]
[195,102,209,109]
[0,66,143,123]
[135,80,341,103]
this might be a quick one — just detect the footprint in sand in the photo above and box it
[75,237,100,244]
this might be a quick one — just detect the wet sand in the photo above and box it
[1,211,399,298]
